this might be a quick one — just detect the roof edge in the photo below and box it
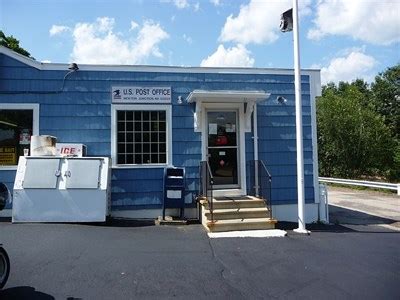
[0,45,321,75]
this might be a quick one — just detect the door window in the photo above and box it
[207,111,239,187]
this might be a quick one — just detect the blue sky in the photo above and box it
[1,0,399,84]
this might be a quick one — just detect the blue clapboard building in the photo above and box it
[0,46,326,229]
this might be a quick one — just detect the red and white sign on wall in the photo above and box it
[56,143,87,157]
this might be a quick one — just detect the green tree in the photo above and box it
[317,82,394,178]
[370,64,400,180]
[0,30,32,58]
[370,64,400,139]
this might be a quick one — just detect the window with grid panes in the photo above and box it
[117,110,167,164]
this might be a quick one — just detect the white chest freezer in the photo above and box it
[12,156,111,223]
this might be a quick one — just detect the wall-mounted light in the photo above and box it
[68,63,79,71]
[276,96,287,104]
[60,63,80,92]
[177,96,183,104]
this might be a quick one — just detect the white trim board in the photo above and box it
[201,103,247,195]
[0,103,40,170]
[309,72,322,209]
[0,45,320,76]
[272,203,324,223]
[110,104,172,168]
[111,203,326,223]
[111,208,198,220]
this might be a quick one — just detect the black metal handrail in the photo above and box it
[199,161,214,222]
[247,160,272,218]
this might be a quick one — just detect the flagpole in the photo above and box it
[292,0,309,234]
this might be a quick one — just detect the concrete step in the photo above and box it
[206,218,277,232]
[204,207,270,220]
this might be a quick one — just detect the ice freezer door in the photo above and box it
[23,159,61,189]
[65,159,101,189]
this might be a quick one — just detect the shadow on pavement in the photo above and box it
[276,221,355,233]
[329,205,399,227]
[0,286,55,300]
[277,205,400,234]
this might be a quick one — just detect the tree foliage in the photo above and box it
[370,64,400,139]
[317,65,400,180]
[0,30,33,58]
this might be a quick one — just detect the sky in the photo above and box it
[1,0,399,85]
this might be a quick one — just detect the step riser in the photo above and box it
[200,196,276,233]
[203,201,266,210]
[205,211,270,220]
[208,222,275,232]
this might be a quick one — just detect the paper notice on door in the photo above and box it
[209,123,217,135]
[219,151,226,156]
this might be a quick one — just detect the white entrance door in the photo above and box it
[206,111,240,189]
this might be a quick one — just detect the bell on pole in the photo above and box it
[280,8,293,32]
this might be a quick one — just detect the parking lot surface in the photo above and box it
[328,186,400,229]
[0,219,399,299]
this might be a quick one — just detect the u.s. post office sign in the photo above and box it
[112,86,171,103]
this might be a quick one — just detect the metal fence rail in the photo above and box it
[319,177,400,195]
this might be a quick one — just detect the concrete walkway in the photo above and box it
[327,186,400,229]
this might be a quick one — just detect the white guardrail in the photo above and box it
[319,177,400,196]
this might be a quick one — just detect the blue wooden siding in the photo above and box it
[1,52,317,210]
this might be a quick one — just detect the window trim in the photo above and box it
[0,103,40,170]
[111,104,172,168]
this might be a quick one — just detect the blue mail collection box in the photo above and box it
[163,167,185,219]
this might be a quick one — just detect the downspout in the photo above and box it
[253,104,259,197]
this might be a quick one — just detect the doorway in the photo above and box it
[206,111,240,189]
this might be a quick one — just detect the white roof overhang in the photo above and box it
[186,90,270,104]
[186,90,270,132]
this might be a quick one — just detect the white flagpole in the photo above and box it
[292,0,309,234]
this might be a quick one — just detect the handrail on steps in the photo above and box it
[248,160,272,218]
[199,161,214,222]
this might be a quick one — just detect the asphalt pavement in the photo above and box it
[328,186,400,230]
[0,218,399,299]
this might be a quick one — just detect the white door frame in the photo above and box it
[201,102,246,196]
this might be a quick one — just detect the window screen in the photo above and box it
[0,109,33,166]
[117,110,167,164]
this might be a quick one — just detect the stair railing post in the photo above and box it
[255,160,259,197]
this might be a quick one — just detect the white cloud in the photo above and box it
[70,17,169,64]
[49,25,70,36]
[183,34,193,44]
[308,0,400,45]
[320,51,377,84]
[210,0,221,6]
[135,20,169,59]
[219,0,311,45]
[163,0,201,10]
[200,44,254,67]
[173,0,189,9]
[130,21,139,31]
